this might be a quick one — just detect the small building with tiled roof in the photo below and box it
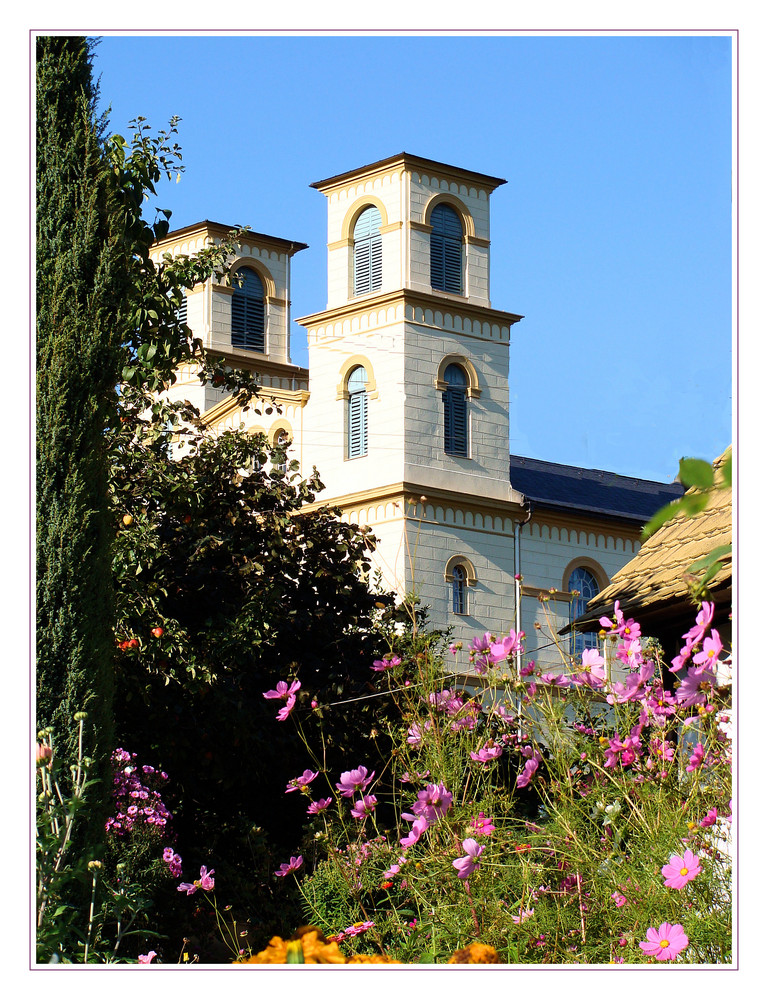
[572,450,732,659]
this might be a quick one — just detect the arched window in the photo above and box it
[353,206,383,296]
[272,429,289,476]
[452,564,467,615]
[346,366,368,459]
[568,567,600,655]
[430,203,463,294]
[443,364,468,457]
[232,267,265,351]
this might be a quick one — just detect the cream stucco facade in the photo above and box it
[150,154,680,668]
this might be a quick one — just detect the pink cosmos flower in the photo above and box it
[336,766,375,798]
[177,865,215,895]
[340,920,375,939]
[661,850,701,889]
[275,695,296,722]
[606,661,654,704]
[411,782,453,823]
[351,794,377,820]
[307,797,332,815]
[138,951,157,964]
[400,815,429,848]
[285,769,319,793]
[470,744,503,763]
[699,808,718,828]
[488,628,524,663]
[639,922,689,961]
[428,689,464,714]
[615,637,644,667]
[616,618,642,643]
[511,908,534,924]
[611,892,627,907]
[469,812,496,836]
[274,855,303,877]
[539,672,570,687]
[572,648,606,688]
[682,601,715,647]
[599,600,625,631]
[516,757,540,789]
[604,733,641,769]
[469,632,494,674]
[371,653,402,672]
[686,742,706,772]
[263,679,301,701]
[452,838,485,879]
[670,644,692,673]
[676,666,716,708]
[692,629,723,669]
[406,720,430,747]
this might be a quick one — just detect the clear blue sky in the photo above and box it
[91,32,733,484]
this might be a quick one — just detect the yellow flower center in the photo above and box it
[285,940,305,964]
[659,939,670,949]
[680,867,688,876]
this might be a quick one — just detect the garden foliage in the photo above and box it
[212,596,731,965]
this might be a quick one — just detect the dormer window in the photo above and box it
[353,206,383,296]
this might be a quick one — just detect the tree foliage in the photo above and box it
[36,36,128,791]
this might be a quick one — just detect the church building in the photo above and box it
[151,153,682,671]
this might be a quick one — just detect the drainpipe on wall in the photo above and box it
[514,500,533,739]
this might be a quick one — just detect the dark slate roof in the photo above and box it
[509,455,684,524]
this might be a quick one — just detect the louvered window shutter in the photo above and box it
[232,268,265,351]
[443,364,468,456]
[347,366,369,458]
[175,293,187,326]
[430,204,463,294]
[353,207,383,295]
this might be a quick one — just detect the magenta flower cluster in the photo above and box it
[105,748,172,837]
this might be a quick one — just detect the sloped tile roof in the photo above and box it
[578,450,732,627]
[509,455,684,523]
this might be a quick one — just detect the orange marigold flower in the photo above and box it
[239,928,346,964]
[346,954,401,964]
[448,943,502,964]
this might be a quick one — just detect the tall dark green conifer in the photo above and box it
[36,36,126,803]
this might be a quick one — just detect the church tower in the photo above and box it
[149,220,310,459]
[297,154,527,646]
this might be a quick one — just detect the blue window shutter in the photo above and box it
[347,366,368,458]
[443,364,468,456]
[430,204,463,294]
[353,206,383,295]
[232,268,265,351]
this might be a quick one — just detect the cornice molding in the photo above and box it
[296,289,523,332]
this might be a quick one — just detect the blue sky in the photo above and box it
[91,32,733,484]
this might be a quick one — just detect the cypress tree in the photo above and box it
[36,36,127,808]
